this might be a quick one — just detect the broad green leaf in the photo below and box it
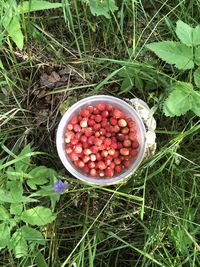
[18,1,62,13]
[20,226,45,245]
[0,223,10,249]
[3,14,23,50]
[0,206,10,221]
[163,82,200,117]
[7,167,19,180]
[146,41,194,70]
[175,20,193,46]
[195,46,200,66]
[7,180,23,202]
[21,206,56,226]
[193,25,200,46]
[191,90,200,116]
[10,230,28,258]
[35,251,48,267]
[194,67,200,88]
[10,203,23,215]
[27,166,53,190]
[15,144,31,172]
[120,77,133,94]
[82,0,118,19]
[0,188,37,203]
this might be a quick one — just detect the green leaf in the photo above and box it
[27,166,53,190]
[120,77,133,94]
[21,206,56,226]
[35,251,48,267]
[191,90,200,116]
[10,203,23,215]
[18,1,62,13]
[6,167,19,180]
[7,180,23,203]
[163,82,200,117]
[15,144,31,172]
[193,25,200,46]
[195,46,200,66]
[0,188,37,203]
[3,14,24,50]
[20,226,45,245]
[146,41,194,70]
[194,67,200,88]
[83,0,118,19]
[0,223,10,249]
[135,76,143,91]
[10,230,28,258]
[0,206,10,221]
[175,20,193,46]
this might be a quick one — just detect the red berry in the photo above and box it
[99,128,106,135]
[81,109,90,117]
[113,125,120,133]
[85,127,93,137]
[83,155,90,163]
[88,119,95,126]
[82,142,89,149]
[74,124,81,132]
[87,105,94,113]
[105,167,114,178]
[77,160,85,168]
[93,108,100,115]
[98,143,106,151]
[115,165,122,173]
[95,131,100,137]
[101,119,108,128]
[90,154,96,161]
[114,158,121,165]
[70,152,79,161]
[74,143,83,154]
[129,127,136,133]
[80,118,88,128]
[78,115,83,122]
[104,138,112,146]
[123,159,131,168]
[128,120,136,128]
[97,161,106,170]
[95,115,102,123]
[113,109,124,119]
[83,148,92,155]
[90,168,97,177]
[93,124,101,131]
[113,150,119,158]
[75,132,82,140]
[120,148,130,156]
[71,116,78,124]
[123,139,132,147]
[101,110,109,118]
[116,133,125,141]
[96,152,102,161]
[105,132,112,137]
[97,103,106,111]
[99,170,105,177]
[104,157,112,166]
[106,104,113,111]
[129,132,137,141]
[83,166,90,174]
[88,161,96,169]
[67,124,73,131]
[94,138,102,146]
[121,127,129,134]
[118,119,127,127]
[88,136,95,145]
[117,142,123,149]
[110,117,117,125]
[80,135,87,143]
[90,146,99,154]
[70,138,78,145]
[66,146,73,154]
[110,143,118,149]
[108,149,115,156]
[131,149,138,157]
[101,150,108,157]
[132,140,139,149]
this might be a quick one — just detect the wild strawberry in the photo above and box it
[95,114,102,123]
[67,124,73,131]
[95,131,100,137]
[120,148,130,156]
[83,148,92,155]
[110,117,117,125]
[99,128,106,135]
[97,161,106,170]
[80,118,88,128]
[101,150,108,157]
[77,160,85,168]
[90,168,97,177]
[116,133,125,141]
[123,139,132,147]
[121,127,129,134]
[118,119,127,127]
[90,154,96,161]
[106,104,113,111]
[88,119,95,126]
[113,125,120,133]
[96,152,102,161]
[70,152,79,161]
[81,109,90,117]
[83,155,90,163]
[80,135,87,143]
[110,143,118,149]
[131,149,138,157]
[113,109,124,119]
[74,143,82,154]
[71,116,78,124]
[97,103,106,111]
[114,158,121,165]
[87,105,94,113]
[85,127,93,137]
[94,138,102,146]
[117,142,123,149]
[93,123,101,131]
[90,146,99,154]
[83,166,90,174]
[123,159,131,168]
[115,165,122,173]
[99,170,105,177]
[93,108,100,115]
[132,140,139,149]
[104,138,112,146]
[101,110,109,118]
[113,150,119,158]
[70,138,78,145]
[105,167,114,178]
[88,136,95,145]
[129,132,137,141]
[73,124,81,132]
[88,161,96,169]
[66,146,73,154]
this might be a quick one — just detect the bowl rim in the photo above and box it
[56,95,147,186]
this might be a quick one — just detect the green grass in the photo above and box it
[1,0,200,266]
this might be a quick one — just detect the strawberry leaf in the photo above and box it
[175,20,193,46]
[146,41,194,70]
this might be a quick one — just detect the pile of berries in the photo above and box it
[65,103,139,178]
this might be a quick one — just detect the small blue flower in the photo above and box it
[53,180,69,193]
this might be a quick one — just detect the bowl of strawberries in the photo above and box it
[56,95,146,185]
